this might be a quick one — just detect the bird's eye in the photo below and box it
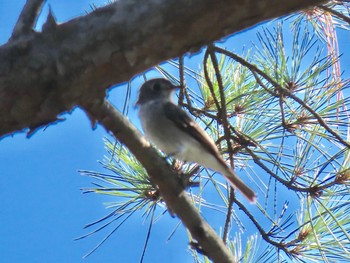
[153,83,161,91]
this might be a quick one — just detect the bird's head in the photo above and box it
[136,78,180,105]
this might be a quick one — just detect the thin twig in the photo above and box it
[178,55,185,105]
[279,96,288,130]
[223,188,235,243]
[232,195,291,256]
[178,56,192,108]
[215,47,350,149]
[204,47,222,113]
[182,103,217,119]
[207,45,236,243]
[319,5,350,25]
[238,136,339,194]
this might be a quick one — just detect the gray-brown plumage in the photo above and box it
[136,78,256,203]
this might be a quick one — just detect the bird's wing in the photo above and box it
[163,103,257,203]
[163,102,221,158]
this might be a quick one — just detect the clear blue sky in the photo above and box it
[1,1,350,263]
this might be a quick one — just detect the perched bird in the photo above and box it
[136,78,256,203]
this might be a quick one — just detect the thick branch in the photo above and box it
[81,98,236,263]
[0,0,327,138]
[11,0,46,39]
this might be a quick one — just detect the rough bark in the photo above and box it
[0,0,327,138]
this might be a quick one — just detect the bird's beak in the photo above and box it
[172,85,181,90]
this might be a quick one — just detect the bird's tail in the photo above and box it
[193,151,257,203]
[223,168,256,203]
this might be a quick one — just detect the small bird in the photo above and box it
[136,78,256,203]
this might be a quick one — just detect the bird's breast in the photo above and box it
[139,102,182,155]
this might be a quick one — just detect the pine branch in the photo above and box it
[81,98,237,263]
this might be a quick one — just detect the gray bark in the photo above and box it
[0,0,326,137]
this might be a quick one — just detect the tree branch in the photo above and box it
[0,0,327,138]
[11,0,46,40]
[319,5,350,25]
[81,98,237,263]
[214,47,350,149]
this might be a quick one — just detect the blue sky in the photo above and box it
[1,1,350,263]
[0,1,191,263]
